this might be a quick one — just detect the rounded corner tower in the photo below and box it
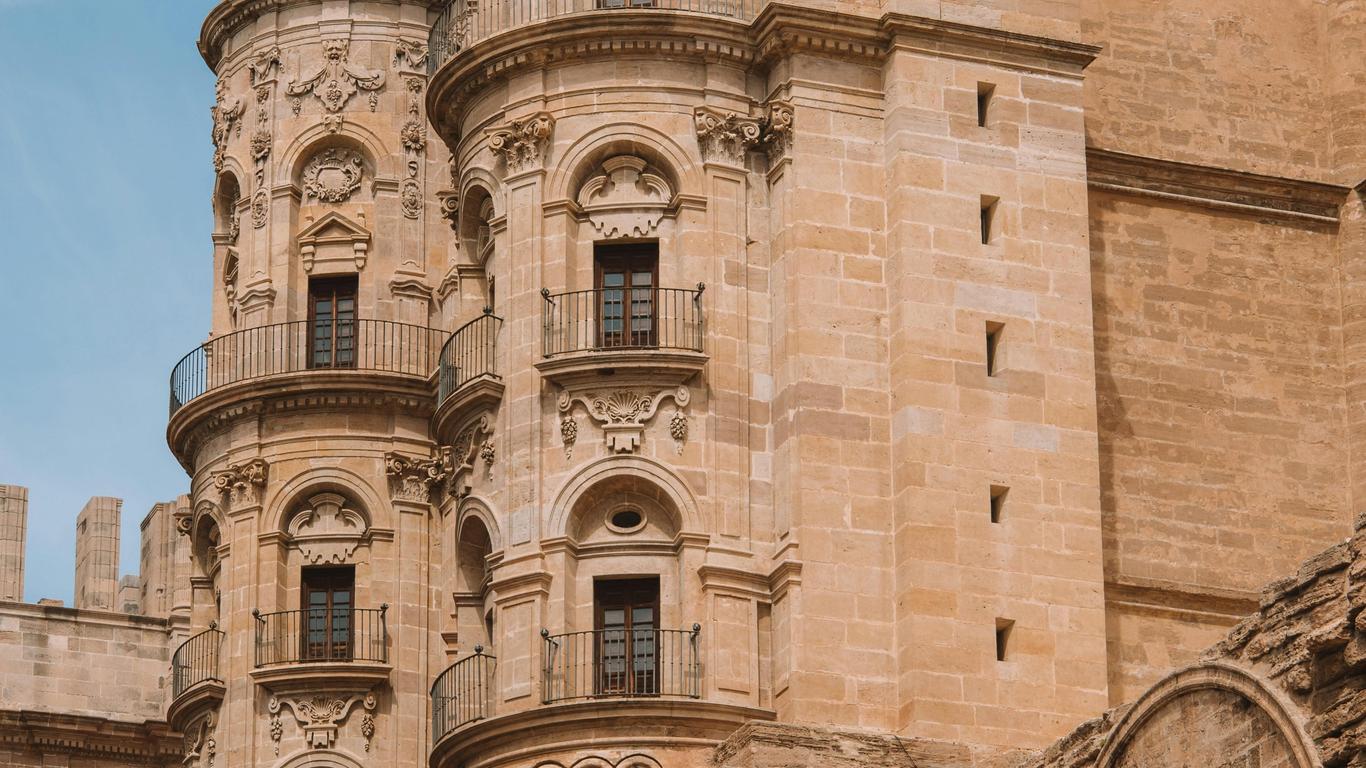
[167,0,1109,766]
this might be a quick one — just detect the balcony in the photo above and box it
[430,624,769,768]
[250,606,391,693]
[537,286,708,388]
[428,0,767,72]
[166,625,225,732]
[166,319,446,464]
[435,311,504,440]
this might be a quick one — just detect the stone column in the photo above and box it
[74,496,121,611]
[0,485,27,602]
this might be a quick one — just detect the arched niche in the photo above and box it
[566,472,680,547]
[274,749,366,768]
[214,171,242,244]
[450,510,496,653]
[1097,662,1320,768]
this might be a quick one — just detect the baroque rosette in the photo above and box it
[558,386,691,454]
[486,112,555,173]
[212,458,268,508]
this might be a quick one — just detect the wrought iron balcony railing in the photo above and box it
[541,625,701,703]
[429,0,767,72]
[171,625,224,699]
[438,311,503,404]
[431,646,497,741]
[252,606,389,667]
[541,286,705,358]
[169,320,447,417]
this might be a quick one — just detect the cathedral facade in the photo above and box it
[3,1,1366,766]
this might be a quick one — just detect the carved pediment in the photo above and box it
[296,210,371,272]
[577,156,674,239]
[286,493,368,564]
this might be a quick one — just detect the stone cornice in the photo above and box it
[0,709,180,761]
[1087,147,1351,225]
[1104,575,1260,623]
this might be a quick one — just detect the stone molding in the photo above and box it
[296,210,371,272]
[286,492,369,564]
[1087,147,1350,225]
[486,112,555,173]
[0,709,181,762]
[1104,576,1260,624]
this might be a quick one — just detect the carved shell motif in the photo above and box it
[590,391,650,424]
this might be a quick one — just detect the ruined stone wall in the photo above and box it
[73,497,121,611]
[0,485,27,602]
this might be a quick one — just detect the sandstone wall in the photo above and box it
[1080,0,1332,180]
[0,601,172,722]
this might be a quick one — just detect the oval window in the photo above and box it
[607,508,645,534]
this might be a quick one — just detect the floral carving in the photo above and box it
[212,458,268,508]
[361,713,375,750]
[441,415,494,498]
[269,689,377,751]
[249,46,281,86]
[385,451,448,503]
[250,130,272,162]
[251,190,269,228]
[487,112,554,173]
[559,386,691,454]
[286,38,385,123]
[210,77,243,172]
[401,179,423,219]
[302,148,364,203]
[762,100,795,160]
[393,39,429,71]
[401,119,427,155]
[183,711,217,767]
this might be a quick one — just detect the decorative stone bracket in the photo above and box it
[439,414,495,499]
[212,458,268,509]
[268,689,377,754]
[558,386,690,455]
[182,709,217,767]
[694,100,794,164]
[487,112,555,173]
[385,451,448,504]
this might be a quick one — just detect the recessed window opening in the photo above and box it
[308,276,358,370]
[980,195,1000,245]
[990,485,1008,524]
[594,577,661,695]
[986,321,1005,376]
[302,565,356,661]
[595,242,659,349]
[995,618,1015,661]
[977,82,995,127]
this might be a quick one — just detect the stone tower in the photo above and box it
[0,485,27,602]
[74,496,121,611]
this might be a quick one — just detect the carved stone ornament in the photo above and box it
[486,112,554,173]
[401,119,427,155]
[669,410,688,455]
[401,179,423,219]
[286,38,385,121]
[385,452,448,504]
[296,210,371,273]
[250,130,272,163]
[577,156,673,239]
[182,710,217,767]
[251,190,269,228]
[558,386,691,454]
[212,458,268,508]
[210,77,243,173]
[249,46,282,86]
[441,414,495,498]
[694,100,795,164]
[286,492,368,564]
[560,417,578,460]
[302,148,365,203]
[269,689,377,752]
[393,39,429,71]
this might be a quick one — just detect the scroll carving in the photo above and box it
[210,77,242,173]
[441,414,495,498]
[286,38,385,132]
[182,710,217,767]
[694,100,795,163]
[385,451,448,504]
[286,492,369,564]
[212,458,268,508]
[558,387,691,454]
[268,689,377,752]
[487,112,554,173]
[302,148,364,203]
[577,156,673,239]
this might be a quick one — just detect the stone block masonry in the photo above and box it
[0,485,26,602]
[73,496,120,611]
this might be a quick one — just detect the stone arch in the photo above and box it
[191,500,225,579]
[265,465,388,534]
[457,175,500,268]
[274,749,366,768]
[455,513,494,595]
[547,121,704,204]
[456,496,503,552]
[547,455,702,540]
[279,121,395,184]
[1096,661,1321,768]
[214,170,244,233]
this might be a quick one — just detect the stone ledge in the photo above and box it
[1087,147,1351,224]
[716,721,1029,768]
[0,709,180,761]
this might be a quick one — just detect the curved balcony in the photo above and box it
[432,647,496,742]
[542,625,701,702]
[250,606,391,694]
[428,0,767,72]
[167,625,225,732]
[435,311,505,440]
[536,286,708,387]
[167,319,445,464]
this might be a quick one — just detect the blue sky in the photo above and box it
[0,0,219,602]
